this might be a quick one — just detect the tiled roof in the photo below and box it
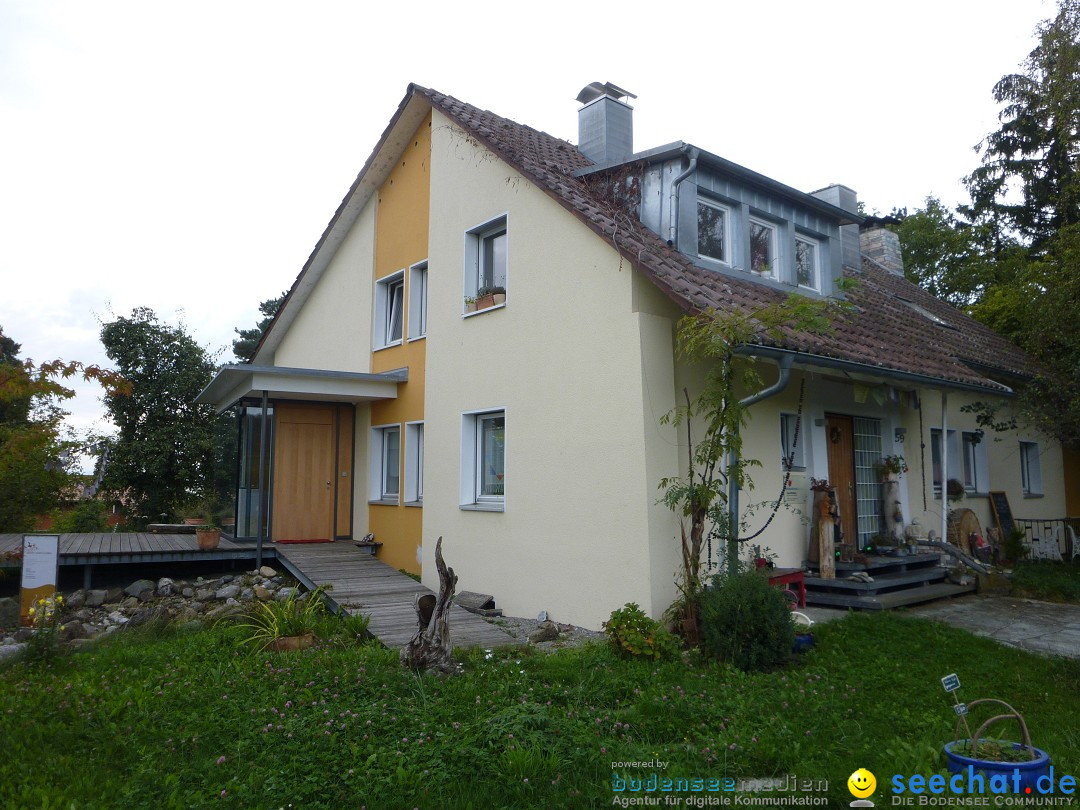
[418,85,1030,393]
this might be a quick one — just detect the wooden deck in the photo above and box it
[274,542,518,649]
[0,532,270,565]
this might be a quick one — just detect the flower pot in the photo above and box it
[944,741,1051,791]
[492,292,506,305]
[465,300,477,313]
[475,293,497,310]
[196,528,221,550]
[268,632,315,652]
[184,517,205,526]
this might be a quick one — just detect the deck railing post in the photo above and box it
[256,390,268,570]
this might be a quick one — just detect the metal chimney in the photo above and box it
[576,82,636,165]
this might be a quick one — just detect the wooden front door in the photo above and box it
[273,404,335,541]
[825,414,857,546]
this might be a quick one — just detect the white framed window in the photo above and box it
[749,218,778,278]
[369,424,400,502]
[460,409,505,510]
[961,430,989,494]
[780,412,805,469]
[1020,441,1043,496]
[930,428,961,497]
[464,215,507,312]
[408,261,428,340]
[374,270,405,349]
[697,198,730,263]
[404,422,424,504]
[794,236,819,291]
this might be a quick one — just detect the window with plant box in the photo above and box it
[369,424,400,502]
[697,198,730,263]
[780,412,805,469]
[464,216,507,313]
[374,271,405,349]
[408,261,428,340]
[749,218,778,278]
[930,428,960,497]
[460,409,505,509]
[1020,441,1043,496]
[404,422,424,504]
[961,430,989,494]
[794,236,819,291]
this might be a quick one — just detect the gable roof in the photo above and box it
[258,83,1032,394]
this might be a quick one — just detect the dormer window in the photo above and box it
[795,236,819,291]
[749,218,777,278]
[697,199,730,263]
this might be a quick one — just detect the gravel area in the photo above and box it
[482,614,606,651]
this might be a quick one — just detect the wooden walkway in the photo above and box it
[274,542,518,649]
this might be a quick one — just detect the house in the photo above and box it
[197,82,1070,629]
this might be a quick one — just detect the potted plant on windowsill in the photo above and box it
[475,286,506,310]
[464,296,477,313]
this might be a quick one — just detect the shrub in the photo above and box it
[603,602,680,661]
[23,594,65,664]
[53,500,110,533]
[236,587,371,651]
[698,571,795,672]
[1003,527,1029,563]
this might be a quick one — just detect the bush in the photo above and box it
[53,500,110,533]
[603,602,680,661]
[698,571,795,672]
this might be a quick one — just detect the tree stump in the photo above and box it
[812,490,836,580]
[400,536,459,673]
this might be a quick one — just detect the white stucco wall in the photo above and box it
[422,112,683,629]
[273,199,376,371]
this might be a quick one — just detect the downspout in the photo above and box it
[726,354,795,571]
[940,391,948,550]
[668,147,700,246]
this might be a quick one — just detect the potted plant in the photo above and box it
[490,286,506,305]
[875,454,908,481]
[195,524,221,550]
[944,698,1051,791]
[464,295,477,313]
[475,287,497,310]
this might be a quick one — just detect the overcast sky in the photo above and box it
[0,0,1054,455]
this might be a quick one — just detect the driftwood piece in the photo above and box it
[400,536,459,672]
[813,490,836,580]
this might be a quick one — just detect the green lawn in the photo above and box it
[1010,558,1080,602]
[1,612,1077,809]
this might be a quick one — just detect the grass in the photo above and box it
[1010,558,1080,602]
[0,612,1077,808]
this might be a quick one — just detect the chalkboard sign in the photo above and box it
[988,491,1014,539]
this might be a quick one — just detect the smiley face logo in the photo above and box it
[847,768,876,798]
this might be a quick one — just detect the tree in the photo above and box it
[232,293,286,362]
[966,0,1080,251]
[100,308,219,526]
[659,295,836,636]
[0,325,125,531]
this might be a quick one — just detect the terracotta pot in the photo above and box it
[476,293,497,310]
[184,517,205,526]
[196,528,221,550]
[268,632,315,652]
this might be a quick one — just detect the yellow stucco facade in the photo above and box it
[368,114,431,574]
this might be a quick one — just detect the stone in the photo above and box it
[221,575,234,583]
[121,596,141,610]
[107,611,128,625]
[85,590,107,607]
[224,597,239,607]
[124,579,156,599]
[65,590,87,610]
[14,628,33,643]
[216,584,241,600]
[275,587,296,602]
[105,587,123,604]
[156,577,176,597]
[240,588,254,602]
[260,566,277,578]
[253,586,271,601]
[528,620,560,644]
[181,587,194,599]
[127,607,166,629]
[3,637,14,646]
[0,597,19,630]
[73,608,94,622]
[195,588,215,602]
[58,622,86,642]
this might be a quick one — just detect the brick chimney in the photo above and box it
[860,220,905,275]
[576,82,636,165]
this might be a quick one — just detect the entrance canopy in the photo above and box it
[196,364,407,413]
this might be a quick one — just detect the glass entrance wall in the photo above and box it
[852,416,883,544]
[236,403,275,539]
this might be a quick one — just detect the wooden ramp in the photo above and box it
[273,542,518,649]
